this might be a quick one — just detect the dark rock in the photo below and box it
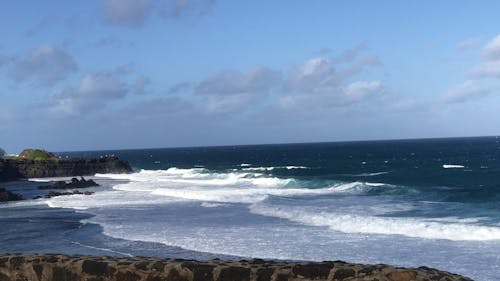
[32,264,43,281]
[216,267,250,281]
[187,264,214,281]
[34,190,94,199]
[165,268,189,281]
[0,272,9,281]
[256,268,274,281]
[40,255,59,263]
[116,271,141,281]
[358,265,380,275]
[151,261,166,272]
[82,260,109,276]
[293,263,332,279]
[0,257,8,267]
[275,273,290,281]
[0,155,132,182]
[134,261,150,270]
[0,188,23,202]
[9,256,25,269]
[38,177,99,190]
[146,276,170,281]
[333,268,356,280]
[52,266,79,281]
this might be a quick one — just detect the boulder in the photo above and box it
[38,177,99,190]
[0,188,23,202]
[33,190,94,199]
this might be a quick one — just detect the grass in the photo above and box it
[18,149,58,161]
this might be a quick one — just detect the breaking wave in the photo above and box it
[43,167,500,242]
[249,204,500,241]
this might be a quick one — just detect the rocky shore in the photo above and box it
[0,254,472,281]
[0,156,131,182]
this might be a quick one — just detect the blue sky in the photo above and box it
[1,0,500,153]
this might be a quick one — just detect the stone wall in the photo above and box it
[0,254,472,281]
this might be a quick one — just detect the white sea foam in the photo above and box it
[285,166,308,170]
[45,167,500,242]
[249,204,500,241]
[242,166,308,171]
[50,169,382,207]
[201,202,226,208]
[443,164,465,169]
[352,172,389,177]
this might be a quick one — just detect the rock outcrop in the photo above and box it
[0,188,23,202]
[0,254,472,281]
[33,190,94,199]
[37,177,99,190]
[0,156,132,182]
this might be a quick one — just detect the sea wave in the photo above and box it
[44,169,393,208]
[351,171,389,177]
[241,166,309,171]
[443,164,465,169]
[41,167,500,244]
[249,204,500,241]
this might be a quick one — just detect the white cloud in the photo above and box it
[193,66,280,114]
[285,54,380,95]
[49,73,130,116]
[168,81,192,94]
[195,66,281,95]
[102,0,154,27]
[443,80,491,104]
[119,97,192,117]
[101,0,216,28]
[133,75,151,95]
[471,35,500,78]
[161,0,216,20]
[280,51,382,110]
[457,38,481,51]
[205,93,254,113]
[484,35,500,60]
[11,45,77,86]
[167,45,383,113]
[279,80,383,109]
[343,80,382,102]
[472,61,500,78]
[286,57,337,93]
[471,34,500,78]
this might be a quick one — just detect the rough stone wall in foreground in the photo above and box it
[0,254,472,281]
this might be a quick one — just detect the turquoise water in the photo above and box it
[2,137,500,280]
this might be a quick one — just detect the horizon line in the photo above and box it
[56,134,500,154]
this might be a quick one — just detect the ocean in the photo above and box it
[2,137,500,280]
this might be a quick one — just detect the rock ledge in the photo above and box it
[0,254,472,281]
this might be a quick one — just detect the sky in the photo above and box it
[1,0,500,153]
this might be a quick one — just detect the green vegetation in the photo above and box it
[18,149,57,161]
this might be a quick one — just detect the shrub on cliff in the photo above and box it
[0,148,5,158]
[18,149,57,160]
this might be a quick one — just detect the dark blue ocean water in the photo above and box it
[2,137,500,280]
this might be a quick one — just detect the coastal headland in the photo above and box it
[0,149,132,182]
[0,254,472,281]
